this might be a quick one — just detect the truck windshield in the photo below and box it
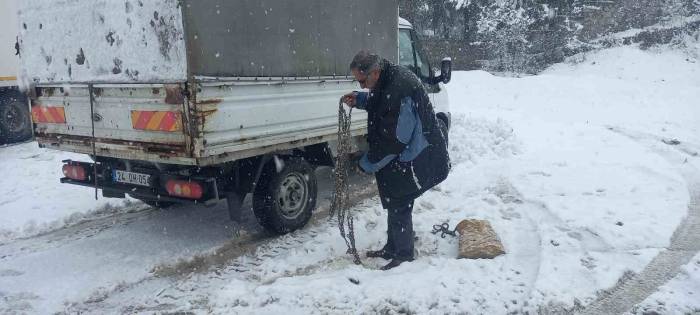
[412,33,431,80]
[398,29,431,81]
[398,30,415,69]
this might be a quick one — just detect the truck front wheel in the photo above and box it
[437,116,449,148]
[252,157,317,235]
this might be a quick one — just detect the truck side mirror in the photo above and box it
[440,58,452,84]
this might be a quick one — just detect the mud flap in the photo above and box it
[226,191,245,222]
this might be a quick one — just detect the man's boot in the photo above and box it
[380,258,413,270]
[366,248,394,260]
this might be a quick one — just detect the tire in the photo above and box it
[0,91,32,144]
[252,157,317,235]
[437,116,449,148]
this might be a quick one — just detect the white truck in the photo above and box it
[0,0,32,144]
[18,0,452,234]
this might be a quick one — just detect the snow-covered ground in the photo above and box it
[0,146,135,242]
[0,44,698,314]
[631,252,700,314]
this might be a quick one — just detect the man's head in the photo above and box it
[350,51,383,90]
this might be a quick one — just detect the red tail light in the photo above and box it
[62,164,87,181]
[165,180,203,199]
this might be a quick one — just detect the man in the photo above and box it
[342,51,450,270]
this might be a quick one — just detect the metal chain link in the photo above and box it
[330,98,362,265]
[431,222,458,238]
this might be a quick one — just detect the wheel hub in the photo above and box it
[278,172,308,219]
[4,104,28,133]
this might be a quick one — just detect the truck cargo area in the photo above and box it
[32,78,368,166]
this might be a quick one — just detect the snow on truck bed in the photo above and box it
[17,0,187,84]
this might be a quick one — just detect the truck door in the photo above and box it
[398,29,449,115]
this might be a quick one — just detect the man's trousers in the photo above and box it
[384,198,415,261]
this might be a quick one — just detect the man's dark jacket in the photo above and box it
[356,60,450,209]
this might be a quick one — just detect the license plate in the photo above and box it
[113,170,152,187]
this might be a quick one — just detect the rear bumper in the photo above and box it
[37,134,196,165]
[60,160,220,205]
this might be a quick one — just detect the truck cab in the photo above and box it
[398,17,452,132]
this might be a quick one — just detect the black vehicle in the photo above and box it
[0,85,32,144]
[1,0,32,145]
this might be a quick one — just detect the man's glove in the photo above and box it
[349,151,369,175]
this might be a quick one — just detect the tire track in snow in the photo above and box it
[492,180,623,312]
[0,203,152,261]
[580,127,700,315]
[152,179,378,279]
[68,175,380,314]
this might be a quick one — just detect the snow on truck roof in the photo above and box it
[399,17,413,29]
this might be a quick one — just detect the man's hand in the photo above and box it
[342,92,357,108]
[350,151,370,175]
[344,151,366,174]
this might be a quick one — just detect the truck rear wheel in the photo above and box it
[252,157,317,235]
[0,91,32,144]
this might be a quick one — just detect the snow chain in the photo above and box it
[330,98,362,265]
[432,222,458,238]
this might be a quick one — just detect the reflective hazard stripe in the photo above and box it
[32,106,66,124]
[131,111,181,132]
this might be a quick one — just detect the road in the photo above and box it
[0,166,375,314]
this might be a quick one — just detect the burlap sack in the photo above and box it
[455,219,506,259]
